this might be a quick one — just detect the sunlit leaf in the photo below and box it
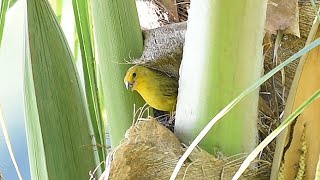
[73,0,106,167]
[91,0,145,147]
[0,0,9,47]
[25,0,99,179]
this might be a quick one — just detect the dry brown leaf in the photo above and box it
[157,0,179,21]
[266,0,300,37]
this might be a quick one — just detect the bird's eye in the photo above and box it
[132,72,136,78]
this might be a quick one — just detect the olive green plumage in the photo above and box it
[124,65,178,111]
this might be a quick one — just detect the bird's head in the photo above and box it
[124,65,143,91]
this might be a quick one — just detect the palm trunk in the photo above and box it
[175,0,267,155]
[90,0,145,147]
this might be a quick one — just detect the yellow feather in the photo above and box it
[124,65,178,111]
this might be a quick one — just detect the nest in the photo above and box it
[106,119,270,180]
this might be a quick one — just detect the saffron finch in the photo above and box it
[124,65,178,111]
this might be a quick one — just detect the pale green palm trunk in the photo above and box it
[175,0,267,155]
[90,0,145,147]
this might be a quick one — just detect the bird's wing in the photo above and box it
[159,78,178,99]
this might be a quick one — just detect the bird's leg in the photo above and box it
[154,109,175,132]
[168,111,175,124]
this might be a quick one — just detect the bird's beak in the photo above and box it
[125,81,133,90]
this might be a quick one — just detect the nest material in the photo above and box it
[108,119,270,180]
[136,0,178,29]
[176,0,190,21]
[134,22,187,79]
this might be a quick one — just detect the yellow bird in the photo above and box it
[124,65,178,112]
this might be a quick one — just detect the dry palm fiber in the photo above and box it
[107,119,270,180]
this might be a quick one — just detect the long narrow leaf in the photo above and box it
[54,0,63,22]
[0,0,9,47]
[73,25,79,61]
[48,0,63,22]
[25,0,99,179]
[9,0,17,8]
[233,90,320,179]
[170,38,320,180]
[72,0,106,167]
[0,106,22,180]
